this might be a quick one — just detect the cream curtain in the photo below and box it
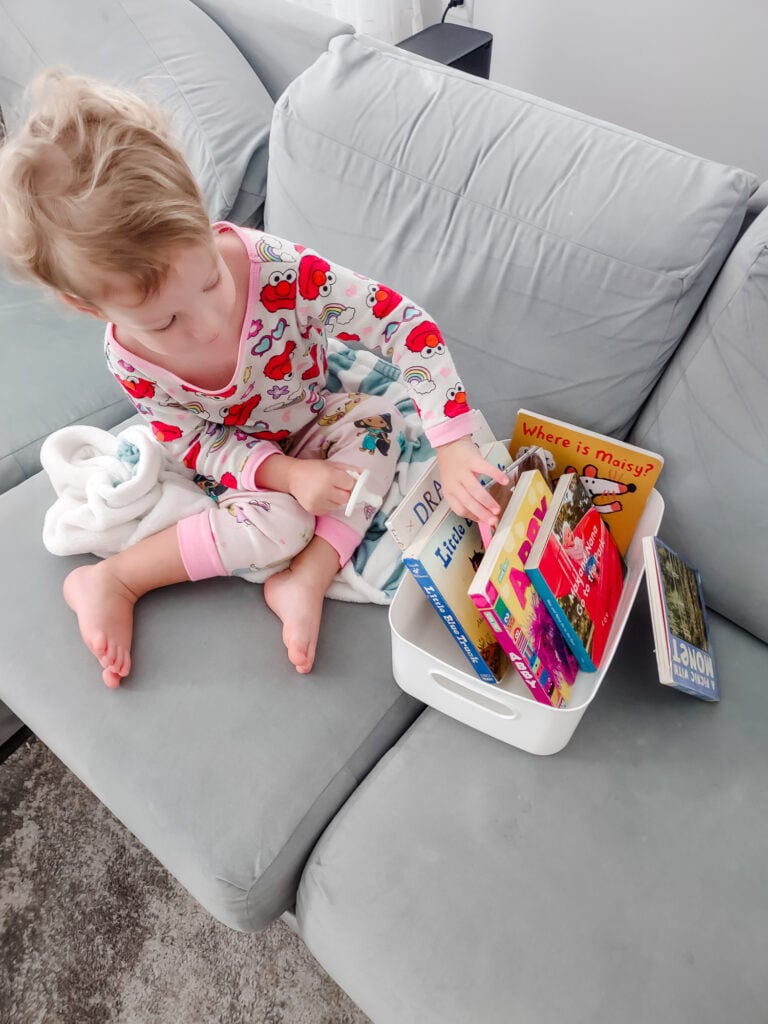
[289,0,424,44]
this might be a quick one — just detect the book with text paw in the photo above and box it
[468,469,579,707]
[509,408,663,557]
[402,502,505,685]
[642,536,720,701]
[526,473,626,672]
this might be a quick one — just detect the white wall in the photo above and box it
[431,0,766,179]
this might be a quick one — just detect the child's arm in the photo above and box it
[107,353,284,491]
[277,235,507,521]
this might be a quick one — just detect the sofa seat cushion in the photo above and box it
[0,460,422,931]
[631,204,768,643]
[0,0,273,223]
[297,605,768,1024]
[0,275,131,495]
[267,34,757,440]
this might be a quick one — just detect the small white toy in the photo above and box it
[344,468,383,518]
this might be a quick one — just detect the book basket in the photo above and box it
[389,488,664,755]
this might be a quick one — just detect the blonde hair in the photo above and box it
[0,69,212,306]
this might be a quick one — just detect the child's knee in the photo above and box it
[211,492,315,570]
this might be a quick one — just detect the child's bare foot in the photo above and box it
[63,563,137,688]
[264,567,325,674]
[263,536,340,674]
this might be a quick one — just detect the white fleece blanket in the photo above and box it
[41,342,437,604]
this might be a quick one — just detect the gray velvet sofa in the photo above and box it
[2,2,767,1021]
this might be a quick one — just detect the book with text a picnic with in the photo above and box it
[401,496,506,686]
[525,472,626,672]
[509,409,663,557]
[467,469,580,707]
[642,536,719,701]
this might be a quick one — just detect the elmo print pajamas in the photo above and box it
[105,222,475,578]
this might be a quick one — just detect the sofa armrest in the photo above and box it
[189,0,354,102]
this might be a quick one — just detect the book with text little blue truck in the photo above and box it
[525,473,626,672]
[509,409,663,558]
[642,536,720,701]
[401,495,506,686]
[468,469,580,707]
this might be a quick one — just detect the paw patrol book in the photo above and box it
[468,469,579,707]
[526,473,626,672]
[642,537,719,701]
[509,409,663,557]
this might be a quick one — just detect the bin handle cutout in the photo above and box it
[428,670,520,719]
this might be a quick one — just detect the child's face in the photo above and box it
[98,242,237,357]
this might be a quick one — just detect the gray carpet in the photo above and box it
[0,737,371,1024]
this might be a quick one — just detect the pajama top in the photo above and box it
[105,223,475,491]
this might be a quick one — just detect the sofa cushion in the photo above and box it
[190,0,354,103]
[0,0,273,223]
[0,275,132,494]
[631,205,768,643]
[267,34,757,440]
[0,459,423,931]
[297,606,768,1024]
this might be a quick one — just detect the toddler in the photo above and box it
[0,70,507,684]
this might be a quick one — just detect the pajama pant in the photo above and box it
[176,392,404,580]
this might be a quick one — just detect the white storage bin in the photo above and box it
[389,489,664,755]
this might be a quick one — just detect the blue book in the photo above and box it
[402,505,505,685]
[642,536,720,701]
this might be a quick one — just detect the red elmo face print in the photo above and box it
[298,254,336,300]
[261,269,297,312]
[264,340,297,381]
[151,421,183,443]
[443,384,470,419]
[405,321,445,358]
[221,393,263,426]
[366,283,402,319]
[118,375,155,400]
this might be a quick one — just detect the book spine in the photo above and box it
[526,566,597,672]
[471,593,562,707]
[404,557,499,686]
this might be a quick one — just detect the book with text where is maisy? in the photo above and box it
[509,409,663,557]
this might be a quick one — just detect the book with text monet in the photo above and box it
[526,472,625,672]
[467,469,579,707]
[401,500,506,686]
[642,537,719,700]
[509,409,663,557]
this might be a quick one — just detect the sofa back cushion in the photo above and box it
[190,0,354,103]
[631,207,768,642]
[0,0,274,224]
[266,34,757,440]
[0,276,132,495]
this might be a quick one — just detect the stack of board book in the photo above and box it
[387,409,714,707]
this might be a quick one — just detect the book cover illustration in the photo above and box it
[403,503,506,686]
[526,473,626,672]
[468,469,579,707]
[642,536,720,701]
[509,408,663,557]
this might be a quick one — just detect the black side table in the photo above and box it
[397,22,493,79]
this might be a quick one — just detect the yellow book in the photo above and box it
[509,409,663,557]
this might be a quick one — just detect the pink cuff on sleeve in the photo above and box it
[314,516,362,568]
[177,510,228,581]
[425,413,475,448]
[240,444,284,491]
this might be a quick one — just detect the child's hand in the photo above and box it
[287,459,359,515]
[435,436,509,525]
